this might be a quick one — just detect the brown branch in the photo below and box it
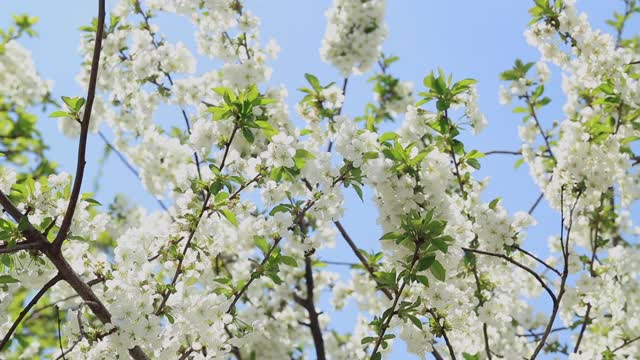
[326,77,348,153]
[513,246,561,276]
[523,93,555,161]
[53,0,106,250]
[0,195,149,358]
[0,240,41,254]
[517,326,568,338]
[154,190,211,315]
[97,130,171,213]
[26,276,105,322]
[225,179,338,314]
[484,150,522,156]
[44,250,150,359]
[462,247,556,304]
[369,243,425,359]
[612,334,640,353]
[574,195,605,354]
[293,257,326,360]
[226,236,282,314]
[0,273,62,350]
[426,308,457,360]
[528,192,544,215]
[55,305,66,360]
[155,123,240,315]
[530,187,582,359]
[470,257,492,360]
[133,0,202,181]
[334,221,393,300]
[573,304,591,353]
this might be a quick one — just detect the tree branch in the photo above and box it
[0,240,41,254]
[226,236,282,314]
[0,273,62,350]
[528,192,544,215]
[334,220,393,300]
[426,308,457,360]
[53,0,106,250]
[97,130,171,213]
[484,150,521,156]
[512,245,560,276]
[293,257,326,360]
[462,247,556,304]
[530,187,582,359]
[155,123,240,315]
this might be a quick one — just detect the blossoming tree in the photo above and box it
[1,0,639,359]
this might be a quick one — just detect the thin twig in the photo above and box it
[462,247,556,303]
[513,246,561,276]
[528,192,544,215]
[484,150,522,156]
[226,236,282,314]
[97,130,171,213]
[56,305,66,360]
[334,221,393,300]
[524,93,555,161]
[326,77,348,153]
[427,308,457,360]
[0,274,62,350]
[530,187,583,359]
[155,124,240,315]
[612,334,640,353]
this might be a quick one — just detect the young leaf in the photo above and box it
[221,209,238,226]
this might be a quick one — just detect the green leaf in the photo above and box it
[269,204,291,216]
[279,255,298,267]
[408,315,423,329]
[83,198,102,206]
[466,150,485,159]
[220,209,238,226]
[61,96,85,112]
[431,237,450,253]
[209,180,224,195]
[17,216,30,232]
[0,275,19,284]
[361,336,376,345]
[49,110,71,118]
[379,132,398,142]
[258,98,277,105]
[352,184,364,202]
[242,127,255,143]
[304,73,321,91]
[416,254,436,272]
[294,149,316,159]
[255,236,270,254]
[467,158,481,170]
[488,197,501,210]
[266,272,282,285]
[430,260,446,281]
[380,232,402,240]
[165,312,175,324]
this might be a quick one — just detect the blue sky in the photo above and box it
[1,1,637,359]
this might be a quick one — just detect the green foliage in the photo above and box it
[298,73,344,121]
[367,209,453,356]
[358,53,406,130]
[207,85,278,142]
